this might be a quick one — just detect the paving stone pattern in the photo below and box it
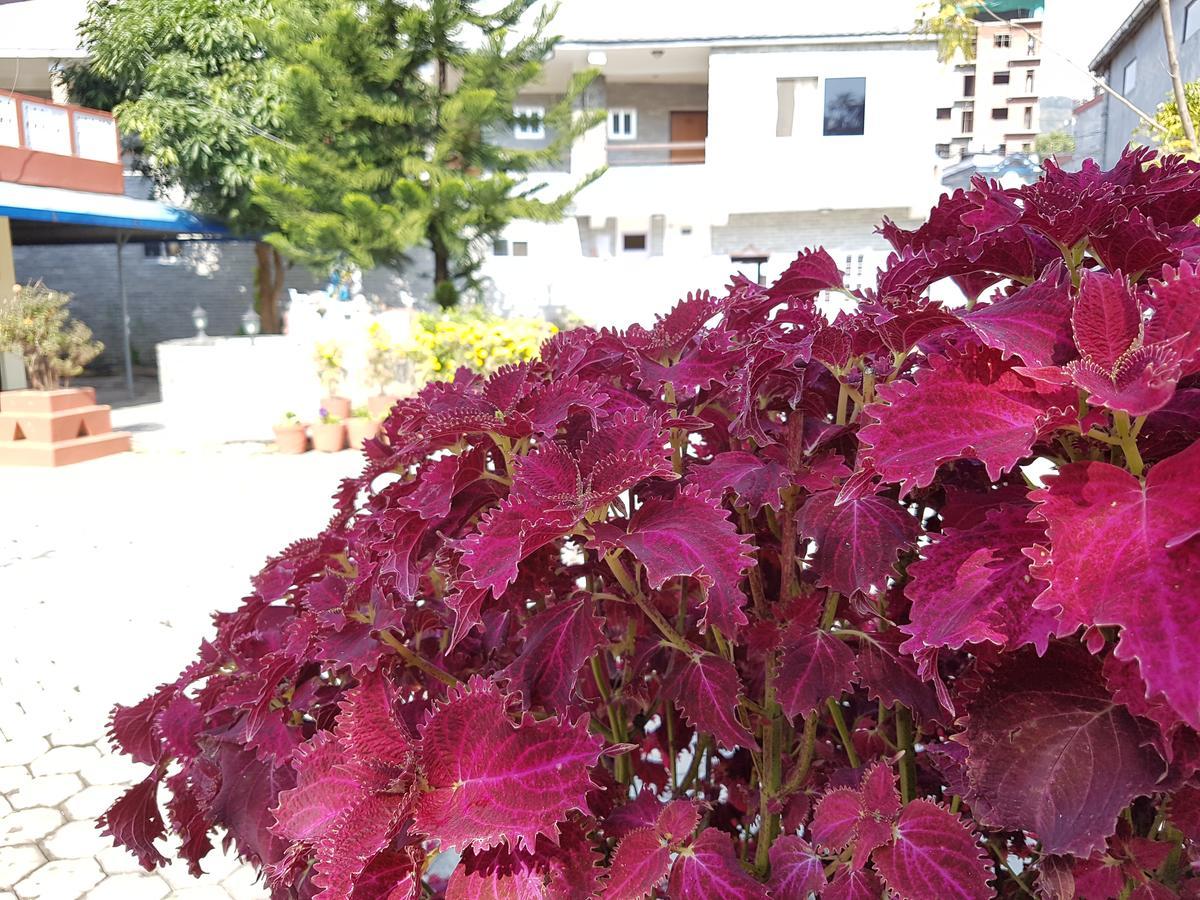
[1,407,363,897]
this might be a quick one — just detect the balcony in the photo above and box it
[0,91,123,195]
[606,140,707,166]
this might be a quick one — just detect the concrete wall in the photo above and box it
[1098,0,1200,166]
[12,240,429,371]
[605,82,709,164]
[491,91,571,172]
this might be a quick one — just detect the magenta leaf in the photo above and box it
[1071,270,1142,371]
[795,488,920,597]
[98,774,168,870]
[872,799,993,900]
[823,867,886,900]
[499,596,605,714]
[610,486,756,636]
[767,835,825,898]
[963,644,1165,855]
[859,345,1074,495]
[960,265,1075,367]
[665,653,758,751]
[415,675,603,852]
[272,732,362,843]
[689,450,794,515]
[1032,441,1200,727]
[337,671,413,769]
[776,626,857,719]
[901,506,1056,659]
[811,787,861,852]
[667,829,765,899]
[602,828,671,899]
[768,247,844,298]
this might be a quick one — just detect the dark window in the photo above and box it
[961,109,974,133]
[822,77,866,136]
[963,74,975,97]
[622,233,647,252]
[1187,1,1200,41]
[936,107,952,120]
[1023,106,1033,129]
[144,241,181,259]
[995,33,1011,48]
[936,142,952,157]
[512,241,529,257]
[992,107,1009,120]
[493,238,509,256]
[1025,69,1035,92]
[993,71,1010,85]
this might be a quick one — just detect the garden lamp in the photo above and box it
[191,304,208,340]
[242,307,261,345]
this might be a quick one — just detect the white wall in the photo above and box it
[705,41,944,217]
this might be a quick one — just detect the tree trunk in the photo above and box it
[254,241,285,334]
[431,235,457,309]
[1160,0,1198,153]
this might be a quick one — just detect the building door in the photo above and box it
[669,111,707,163]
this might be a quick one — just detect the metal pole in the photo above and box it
[116,233,134,398]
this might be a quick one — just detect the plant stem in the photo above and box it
[754,648,782,874]
[826,698,860,768]
[1114,410,1145,477]
[781,712,819,795]
[378,631,460,688]
[896,705,916,803]
[678,736,709,795]
[605,553,692,652]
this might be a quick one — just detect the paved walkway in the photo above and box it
[1,403,363,898]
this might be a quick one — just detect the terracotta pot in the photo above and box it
[311,422,346,452]
[347,417,379,450]
[273,423,308,455]
[320,395,352,420]
[367,394,400,419]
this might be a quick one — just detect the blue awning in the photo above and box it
[0,181,229,243]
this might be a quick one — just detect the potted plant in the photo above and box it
[310,407,345,452]
[346,406,379,450]
[364,322,402,418]
[0,282,130,466]
[272,411,307,454]
[313,340,350,419]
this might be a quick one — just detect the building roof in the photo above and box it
[549,0,926,45]
[1090,0,1157,72]
[0,181,229,244]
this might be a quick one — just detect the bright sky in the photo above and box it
[1039,0,1142,100]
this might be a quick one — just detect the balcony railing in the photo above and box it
[0,90,123,194]
[606,140,706,166]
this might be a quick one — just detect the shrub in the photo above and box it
[0,281,103,390]
[364,322,405,395]
[313,340,346,396]
[408,305,556,380]
[101,147,1200,898]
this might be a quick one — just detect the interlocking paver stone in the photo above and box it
[13,857,102,898]
[0,770,28,795]
[30,747,100,778]
[79,756,139,789]
[42,821,109,861]
[84,872,170,899]
[171,887,236,900]
[62,786,121,821]
[0,809,64,848]
[0,846,45,888]
[8,775,83,812]
[0,740,47,769]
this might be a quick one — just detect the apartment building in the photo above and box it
[932,1,1045,159]
[1088,0,1200,168]
[484,1,947,324]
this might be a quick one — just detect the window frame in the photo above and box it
[991,107,1010,120]
[1187,0,1200,41]
[994,33,1011,48]
[1123,58,1138,93]
[821,76,867,137]
[607,107,638,141]
[936,107,952,120]
[513,105,545,140]
[621,232,649,254]
[993,71,1011,85]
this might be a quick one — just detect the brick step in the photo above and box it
[0,387,97,414]
[0,405,114,443]
[0,432,132,467]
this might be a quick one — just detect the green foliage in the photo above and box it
[67,0,283,234]
[914,1,984,63]
[1035,130,1076,158]
[408,306,555,381]
[1144,80,1200,158]
[0,283,104,390]
[253,0,604,304]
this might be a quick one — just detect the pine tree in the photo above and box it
[254,0,602,308]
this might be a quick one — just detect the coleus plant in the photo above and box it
[101,146,1200,898]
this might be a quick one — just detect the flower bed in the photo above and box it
[101,148,1200,898]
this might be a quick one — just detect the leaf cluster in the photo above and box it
[0,282,103,390]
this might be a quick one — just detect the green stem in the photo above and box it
[605,553,692,652]
[378,632,460,688]
[826,698,860,768]
[781,712,819,795]
[1114,410,1145,477]
[896,705,916,803]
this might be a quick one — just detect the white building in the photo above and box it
[483,1,947,327]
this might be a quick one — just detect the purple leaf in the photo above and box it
[960,265,1076,367]
[767,835,825,898]
[499,596,605,715]
[98,774,168,871]
[872,799,993,900]
[665,654,758,752]
[775,626,857,719]
[667,829,765,899]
